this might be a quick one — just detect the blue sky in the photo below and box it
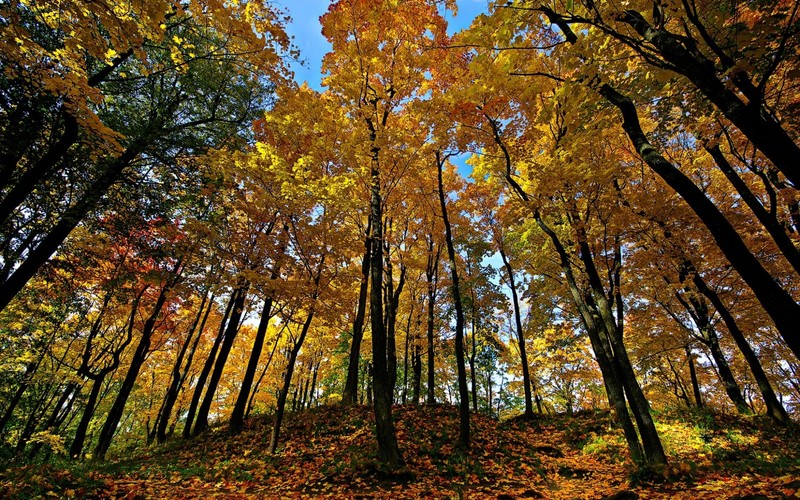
[281,0,490,90]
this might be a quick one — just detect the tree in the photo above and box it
[320,0,452,468]
[435,151,470,449]
[0,0,290,313]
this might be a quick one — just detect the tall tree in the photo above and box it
[435,151,470,449]
[0,0,290,313]
[320,0,451,467]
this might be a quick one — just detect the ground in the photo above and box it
[1,405,798,498]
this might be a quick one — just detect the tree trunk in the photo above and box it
[156,291,214,443]
[402,306,413,405]
[69,378,104,458]
[616,11,800,188]
[367,117,403,467]
[193,283,248,435]
[0,362,38,435]
[385,261,405,400]
[425,238,440,405]
[0,112,79,227]
[598,82,800,361]
[485,109,652,466]
[706,144,800,276]
[576,237,666,469]
[71,285,144,456]
[0,142,145,313]
[269,311,316,452]
[411,343,422,406]
[685,345,704,408]
[230,265,280,434]
[469,296,479,413]
[246,325,284,418]
[535,214,646,466]
[94,265,179,460]
[342,236,370,405]
[437,151,470,450]
[499,248,534,418]
[673,288,749,413]
[183,288,239,439]
[309,361,320,409]
[691,271,791,424]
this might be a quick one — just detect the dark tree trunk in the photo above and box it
[425,237,440,405]
[28,382,79,459]
[385,260,405,400]
[436,151,470,450]
[156,291,214,443]
[535,214,647,466]
[230,261,281,434]
[0,143,145,313]
[484,110,652,467]
[598,83,800,361]
[690,271,791,424]
[183,288,239,439]
[193,283,249,435]
[666,355,692,408]
[308,361,320,408]
[0,362,37,435]
[706,144,800,276]
[366,116,403,468]
[705,331,750,413]
[402,305,413,405]
[71,286,143,456]
[269,310,316,453]
[0,112,79,227]
[69,378,104,458]
[411,343,422,405]
[469,317,479,413]
[615,11,800,188]
[94,262,181,460]
[685,345,704,408]
[343,236,370,405]
[499,248,534,418]
[15,383,53,453]
[576,237,666,469]
[246,326,283,418]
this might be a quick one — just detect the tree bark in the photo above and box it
[385,260,405,399]
[230,257,282,434]
[499,248,534,418]
[685,345,704,408]
[437,151,470,450]
[193,283,248,435]
[0,141,146,313]
[425,237,440,405]
[616,11,800,188]
[343,235,371,405]
[690,271,791,424]
[705,144,800,276]
[366,115,403,467]
[156,291,214,443]
[183,288,239,439]
[94,260,182,460]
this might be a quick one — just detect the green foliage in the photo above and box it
[581,433,627,463]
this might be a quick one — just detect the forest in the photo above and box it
[1,0,799,497]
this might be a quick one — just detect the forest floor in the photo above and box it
[1,404,798,499]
